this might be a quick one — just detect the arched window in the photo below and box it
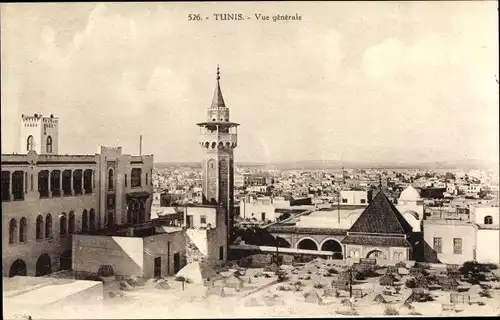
[145,173,148,186]
[82,209,88,232]
[484,215,493,224]
[27,135,34,151]
[9,219,17,244]
[45,214,53,238]
[46,136,53,153]
[89,209,96,231]
[60,213,67,236]
[19,217,27,243]
[108,169,114,191]
[68,212,75,234]
[36,215,44,239]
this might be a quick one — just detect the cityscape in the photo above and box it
[2,2,499,319]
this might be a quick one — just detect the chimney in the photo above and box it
[139,135,143,156]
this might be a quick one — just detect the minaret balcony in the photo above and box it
[200,132,238,148]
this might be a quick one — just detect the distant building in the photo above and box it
[396,185,424,232]
[421,204,499,265]
[239,196,282,222]
[234,173,245,188]
[423,219,476,265]
[339,190,372,206]
[472,204,499,264]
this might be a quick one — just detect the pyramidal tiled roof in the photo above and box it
[211,80,226,108]
[347,191,413,235]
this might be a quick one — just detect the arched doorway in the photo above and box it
[36,253,52,276]
[60,250,72,271]
[321,239,344,259]
[366,249,385,259]
[9,259,27,277]
[297,238,319,250]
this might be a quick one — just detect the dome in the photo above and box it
[399,185,421,201]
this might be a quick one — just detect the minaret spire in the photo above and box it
[211,65,226,108]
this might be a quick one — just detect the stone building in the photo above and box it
[342,191,413,262]
[3,114,153,278]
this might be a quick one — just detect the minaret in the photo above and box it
[197,66,239,258]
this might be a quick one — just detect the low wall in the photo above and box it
[73,235,144,277]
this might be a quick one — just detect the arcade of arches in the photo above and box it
[295,238,344,259]
[8,250,73,277]
[126,197,148,224]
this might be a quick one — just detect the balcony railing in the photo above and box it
[200,132,237,146]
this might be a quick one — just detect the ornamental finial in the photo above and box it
[216,65,220,81]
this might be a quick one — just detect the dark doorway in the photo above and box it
[173,253,180,274]
[261,212,266,221]
[187,215,193,228]
[36,253,52,277]
[9,259,27,277]
[219,246,224,260]
[60,250,72,271]
[154,257,161,278]
[107,211,114,228]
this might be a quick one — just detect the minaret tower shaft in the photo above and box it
[197,66,239,250]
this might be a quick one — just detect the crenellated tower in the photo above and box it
[197,66,239,246]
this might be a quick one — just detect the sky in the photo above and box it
[1,2,498,164]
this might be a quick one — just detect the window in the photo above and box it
[68,212,75,234]
[131,168,142,188]
[342,198,348,203]
[433,237,443,254]
[89,209,96,231]
[107,194,115,210]
[82,209,88,232]
[38,170,49,198]
[200,215,207,224]
[73,170,83,195]
[19,217,27,243]
[50,170,61,197]
[1,171,10,201]
[124,174,127,187]
[36,215,44,239]
[484,215,493,224]
[60,214,67,236]
[261,212,266,221]
[12,171,24,201]
[146,173,148,186]
[45,214,53,238]
[453,238,462,254]
[46,136,53,153]
[27,135,34,151]
[62,170,72,196]
[360,199,366,204]
[108,169,114,191]
[9,218,17,244]
[83,169,92,194]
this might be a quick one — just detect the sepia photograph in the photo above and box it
[1,1,499,319]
